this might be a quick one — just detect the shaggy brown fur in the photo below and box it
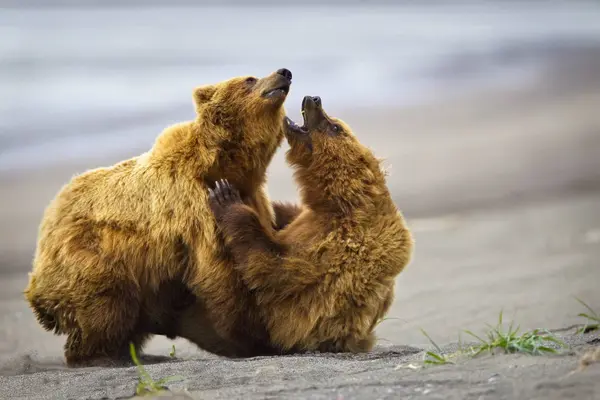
[209,96,414,355]
[24,69,296,366]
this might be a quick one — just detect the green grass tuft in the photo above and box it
[464,311,566,356]
[574,297,600,334]
[129,343,183,396]
[420,329,454,365]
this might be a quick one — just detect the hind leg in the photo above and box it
[65,284,142,367]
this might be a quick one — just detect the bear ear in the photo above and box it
[193,85,217,106]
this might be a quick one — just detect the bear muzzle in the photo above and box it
[260,68,292,100]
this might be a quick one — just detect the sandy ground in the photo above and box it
[1,54,600,398]
[2,335,600,399]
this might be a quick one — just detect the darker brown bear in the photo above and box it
[25,69,296,366]
[209,96,414,354]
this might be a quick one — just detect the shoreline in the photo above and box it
[3,41,600,168]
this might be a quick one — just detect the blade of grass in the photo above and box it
[464,330,488,345]
[420,328,443,353]
[575,297,598,317]
[130,343,154,385]
[425,351,445,362]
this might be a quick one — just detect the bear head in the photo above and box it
[285,96,388,215]
[192,68,293,191]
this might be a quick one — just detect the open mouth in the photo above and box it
[285,116,308,136]
[285,102,309,136]
[262,84,290,98]
[285,96,322,137]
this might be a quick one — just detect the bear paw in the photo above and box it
[208,179,243,222]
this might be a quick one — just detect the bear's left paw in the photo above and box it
[208,179,243,222]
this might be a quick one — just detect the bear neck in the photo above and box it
[147,118,283,196]
[206,129,283,195]
[297,177,371,219]
[295,163,393,222]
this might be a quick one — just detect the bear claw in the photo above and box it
[209,179,242,221]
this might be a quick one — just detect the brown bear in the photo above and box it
[208,95,414,355]
[24,68,296,366]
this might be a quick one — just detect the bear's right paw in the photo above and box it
[208,179,243,222]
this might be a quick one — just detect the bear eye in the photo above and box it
[332,124,341,134]
[245,77,257,85]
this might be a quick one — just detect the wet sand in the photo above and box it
[1,51,600,399]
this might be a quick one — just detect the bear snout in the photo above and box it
[302,95,322,111]
[276,68,292,82]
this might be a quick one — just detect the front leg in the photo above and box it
[209,180,282,260]
[208,179,245,223]
[208,180,318,293]
[209,180,285,264]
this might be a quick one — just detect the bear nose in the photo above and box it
[311,96,321,107]
[276,68,292,81]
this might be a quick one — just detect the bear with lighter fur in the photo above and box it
[25,68,295,366]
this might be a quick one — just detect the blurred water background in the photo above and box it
[2,0,600,171]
